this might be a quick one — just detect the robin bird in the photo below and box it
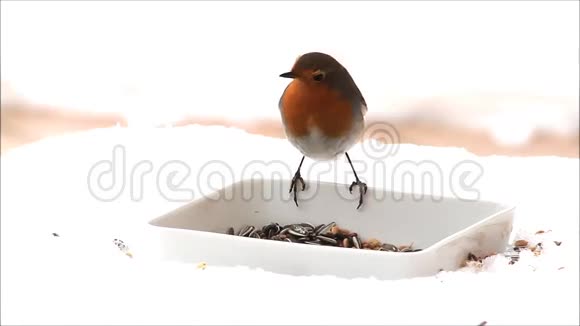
[278,52,368,209]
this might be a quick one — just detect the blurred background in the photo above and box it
[1,1,578,157]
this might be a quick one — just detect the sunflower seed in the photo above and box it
[399,243,416,252]
[261,224,272,234]
[262,223,281,238]
[226,227,234,235]
[342,238,350,248]
[238,225,254,237]
[316,222,336,235]
[249,229,262,239]
[288,224,310,237]
[317,235,338,245]
[314,224,326,234]
[381,243,399,252]
[351,235,361,249]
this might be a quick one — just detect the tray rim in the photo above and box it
[147,177,516,257]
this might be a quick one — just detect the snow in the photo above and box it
[1,125,578,325]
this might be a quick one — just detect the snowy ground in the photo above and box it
[1,125,578,325]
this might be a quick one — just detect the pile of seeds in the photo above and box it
[226,222,421,252]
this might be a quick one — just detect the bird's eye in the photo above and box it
[312,70,325,82]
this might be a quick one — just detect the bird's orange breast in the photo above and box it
[280,80,354,138]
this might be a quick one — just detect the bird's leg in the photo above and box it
[289,155,306,206]
[345,152,368,209]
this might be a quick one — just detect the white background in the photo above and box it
[1,1,578,141]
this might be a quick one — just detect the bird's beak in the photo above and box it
[279,71,295,78]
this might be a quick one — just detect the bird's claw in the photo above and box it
[349,180,368,209]
[289,172,306,206]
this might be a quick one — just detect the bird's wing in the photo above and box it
[348,74,368,117]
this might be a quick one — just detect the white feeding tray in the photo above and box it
[148,179,515,280]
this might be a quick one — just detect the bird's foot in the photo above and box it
[349,179,368,209]
[289,171,306,207]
